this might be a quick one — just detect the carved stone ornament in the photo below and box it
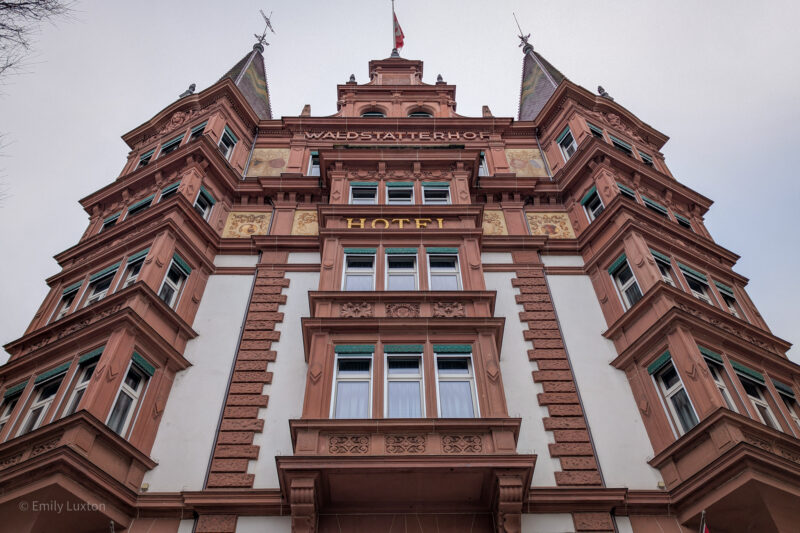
[31,438,61,457]
[328,435,369,454]
[432,301,465,318]
[340,302,373,318]
[677,303,779,355]
[386,303,420,318]
[385,434,426,454]
[0,453,23,470]
[743,433,773,452]
[441,435,483,453]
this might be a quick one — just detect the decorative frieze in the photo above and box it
[328,435,370,455]
[441,434,482,453]
[384,435,426,454]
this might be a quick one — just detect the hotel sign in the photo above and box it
[304,131,490,141]
[346,217,445,229]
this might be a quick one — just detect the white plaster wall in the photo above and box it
[251,271,319,488]
[485,272,558,486]
[546,274,663,489]
[540,255,584,267]
[143,274,253,491]
[522,513,575,532]
[615,516,634,533]
[214,254,259,267]
[481,252,513,264]
[177,519,195,533]
[236,516,291,532]
[288,252,321,263]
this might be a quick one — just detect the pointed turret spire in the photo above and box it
[515,18,566,121]
[221,43,273,120]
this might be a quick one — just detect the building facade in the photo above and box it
[1,33,799,533]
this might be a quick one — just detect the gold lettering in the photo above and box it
[392,218,410,228]
[436,218,444,228]
[415,218,432,229]
[347,218,366,229]
[371,218,390,229]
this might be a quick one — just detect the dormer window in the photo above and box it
[158,134,184,158]
[218,126,238,160]
[557,127,577,161]
[361,111,386,118]
[408,110,432,118]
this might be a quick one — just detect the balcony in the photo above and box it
[308,290,495,320]
[649,408,800,532]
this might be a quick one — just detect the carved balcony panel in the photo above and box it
[308,290,495,320]
[649,409,800,532]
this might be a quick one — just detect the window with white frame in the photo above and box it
[120,250,148,290]
[699,347,737,412]
[651,355,698,435]
[51,282,81,322]
[194,187,215,220]
[189,121,207,142]
[587,122,605,140]
[125,195,155,219]
[608,254,643,309]
[83,263,120,307]
[332,348,372,419]
[435,347,478,418]
[735,366,780,430]
[386,183,414,205]
[100,212,120,232]
[17,366,69,436]
[308,150,320,176]
[774,381,800,431]
[0,389,22,436]
[714,282,741,318]
[343,251,375,291]
[349,183,378,205]
[158,256,190,308]
[158,134,184,158]
[217,126,238,160]
[137,149,155,169]
[678,264,713,305]
[650,250,676,287]
[385,347,424,418]
[158,181,180,202]
[427,250,461,291]
[62,361,97,417]
[386,252,417,290]
[580,186,604,221]
[557,127,577,161]
[674,214,693,232]
[478,151,489,176]
[609,135,634,157]
[361,110,385,118]
[422,183,450,205]
[641,195,669,218]
[638,150,655,167]
[617,182,637,201]
[107,355,151,436]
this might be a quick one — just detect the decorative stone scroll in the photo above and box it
[328,435,369,454]
[526,212,576,239]
[386,303,420,318]
[340,302,373,318]
[441,435,483,453]
[385,435,426,454]
[222,212,271,238]
[433,302,465,318]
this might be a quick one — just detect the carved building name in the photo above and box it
[305,131,490,141]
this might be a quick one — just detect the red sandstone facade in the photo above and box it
[0,33,798,533]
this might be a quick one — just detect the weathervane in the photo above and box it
[513,12,531,50]
[254,9,276,48]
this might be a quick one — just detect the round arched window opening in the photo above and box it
[361,111,386,118]
[408,111,433,118]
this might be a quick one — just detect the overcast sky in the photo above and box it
[0,0,797,364]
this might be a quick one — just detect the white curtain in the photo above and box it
[388,381,421,417]
[438,381,474,417]
[335,381,369,418]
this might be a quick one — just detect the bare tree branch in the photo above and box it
[0,1,73,78]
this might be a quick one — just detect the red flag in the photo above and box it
[393,12,404,50]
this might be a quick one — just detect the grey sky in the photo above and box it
[0,0,798,364]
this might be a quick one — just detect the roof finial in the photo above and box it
[513,12,532,53]
[254,9,276,51]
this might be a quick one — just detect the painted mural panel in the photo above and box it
[222,212,271,238]
[482,210,508,235]
[505,148,548,178]
[291,210,319,235]
[526,212,576,239]
[246,148,290,177]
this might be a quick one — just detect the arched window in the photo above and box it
[361,110,386,118]
[408,110,433,118]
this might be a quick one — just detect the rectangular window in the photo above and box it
[428,250,461,291]
[714,282,741,318]
[617,182,637,200]
[158,255,190,308]
[100,213,120,232]
[63,362,97,417]
[343,251,376,291]
[587,122,605,140]
[557,127,577,161]
[478,151,489,176]
[308,150,320,176]
[650,249,675,287]
[349,183,378,205]
[435,349,477,418]
[159,181,180,202]
[386,252,417,291]
[737,373,779,430]
[699,348,737,412]
[83,263,120,307]
[51,281,81,322]
[18,369,68,436]
[125,195,154,219]
[137,149,155,169]
[581,186,604,221]
[120,249,148,289]
[218,126,238,160]
[678,264,713,305]
[332,350,372,419]
[158,134,184,158]
[638,151,654,167]
[194,187,215,220]
[608,254,642,309]
[385,351,423,418]
[386,183,414,205]
[641,195,669,218]
[107,356,151,436]
[609,135,633,157]
[422,183,450,205]
[675,214,693,231]
[0,390,22,436]
[189,121,207,142]
[774,381,800,430]
[652,358,698,435]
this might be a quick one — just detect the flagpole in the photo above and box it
[391,0,396,55]
[698,510,706,533]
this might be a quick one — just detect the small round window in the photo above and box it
[408,111,433,118]
[361,111,386,118]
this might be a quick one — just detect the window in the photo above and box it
[343,251,375,291]
[557,127,577,161]
[675,214,693,231]
[641,195,669,218]
[737,372,779,430]
[100,213,120,232]
[137,149,155,169]
[51,282,81,322]
[422,183,450,205]
[386,183,414,205]
[428,251,461,291]
[609,135,634,157]
[332,349,372,419]
[18,366,68,436]
[158,134,184,157]
[63,361,97,417]
[83,263,120,307]
[159,182,180,202]
[361,110,385,118]
[385,349,423,418]
[714,282,741,318]
[408,110,433,118]
[617,182,637,200]
[650,250,675,287]
[581,186,604,221]
[678,264,713,305]
[194,187,215,220]
[349,183,378,205]
[107,355,151,436]
[386,252,417,290]
[158,255,190,308]
[0,389,22,436]
[609,254,642,309]
[478,151,489,177]
[125,195,154,219]
[587,122,605,139]
[435,348,477,418]
[218,126,238,160]
[638,151,654,167]
[651,357,698,435]
[699,348,737,411]
[308,150,320,176]
[774,381,800,430]
[120,249,148,289]
[189,121,207,142]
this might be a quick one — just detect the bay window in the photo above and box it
[158,134,184,158]
[124,195,154,219]
[774,381,800,431]
[158,181,180,202]
[699,347,737,412]
[193,186,215,220]
[386,250,417,290]
[83,263,120,307]
[100,212,120,232]
[0,386,23,436]
[332,347,373,419]
[427,249,461,290]
[51,281,81,322]
[17,363,70,436]
[385,345,424,418]
[343,250,376,291]
[435,346,478,418]
[120,249,148,289]
[557,126,577,161]
[734,363,780,430]
[580,185,604,221]
[217,126,238,160]
[107,353,152,436]
[649,353,698,435]
[714,281,742,318]
[608,254,642,309]
[650,249,676,287]
[159,254,191,308]
[678,263,713,305]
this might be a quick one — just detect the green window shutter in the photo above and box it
[731,361,765,384]
[172,254,192,275]
[190,121,207,134]
[422,181,450,188]
[199,186,216,205]
[386,248,417,254]
[132,352,155,377]
[609,135,633,151]
[310,150,319,157]
[139,149,155,162]
[4,380,28,398]
[126,248,150,264]
[773,380,796,398]
[587,122,604,135]
[343,248,377,255]
[433,344,472,353]
[556,126,571,144]
[128,195,155,212]
[79,346,104,364]
[34,361,71,384]
[383,344,424,353]
[104,212,121,224]
[698,346,723,364]
[674,214,692,225]
[350,181,378,187]
[617,182,636,197]
[223,125,238,143]
[678,263,708,283]
[89,262,121,282]
[62,281,82,295]
[607,253,628,275]
[162,134,184,148]
[714,281,735,298]
[638,151,654,164]
[161,181,180,195]
[386,182,414,188]
[641,195,668,215]
[426,247,458,254]
[649,249,671,265]
[335,345,375,354]
[580,185,598,205]
[647,351,672,375]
